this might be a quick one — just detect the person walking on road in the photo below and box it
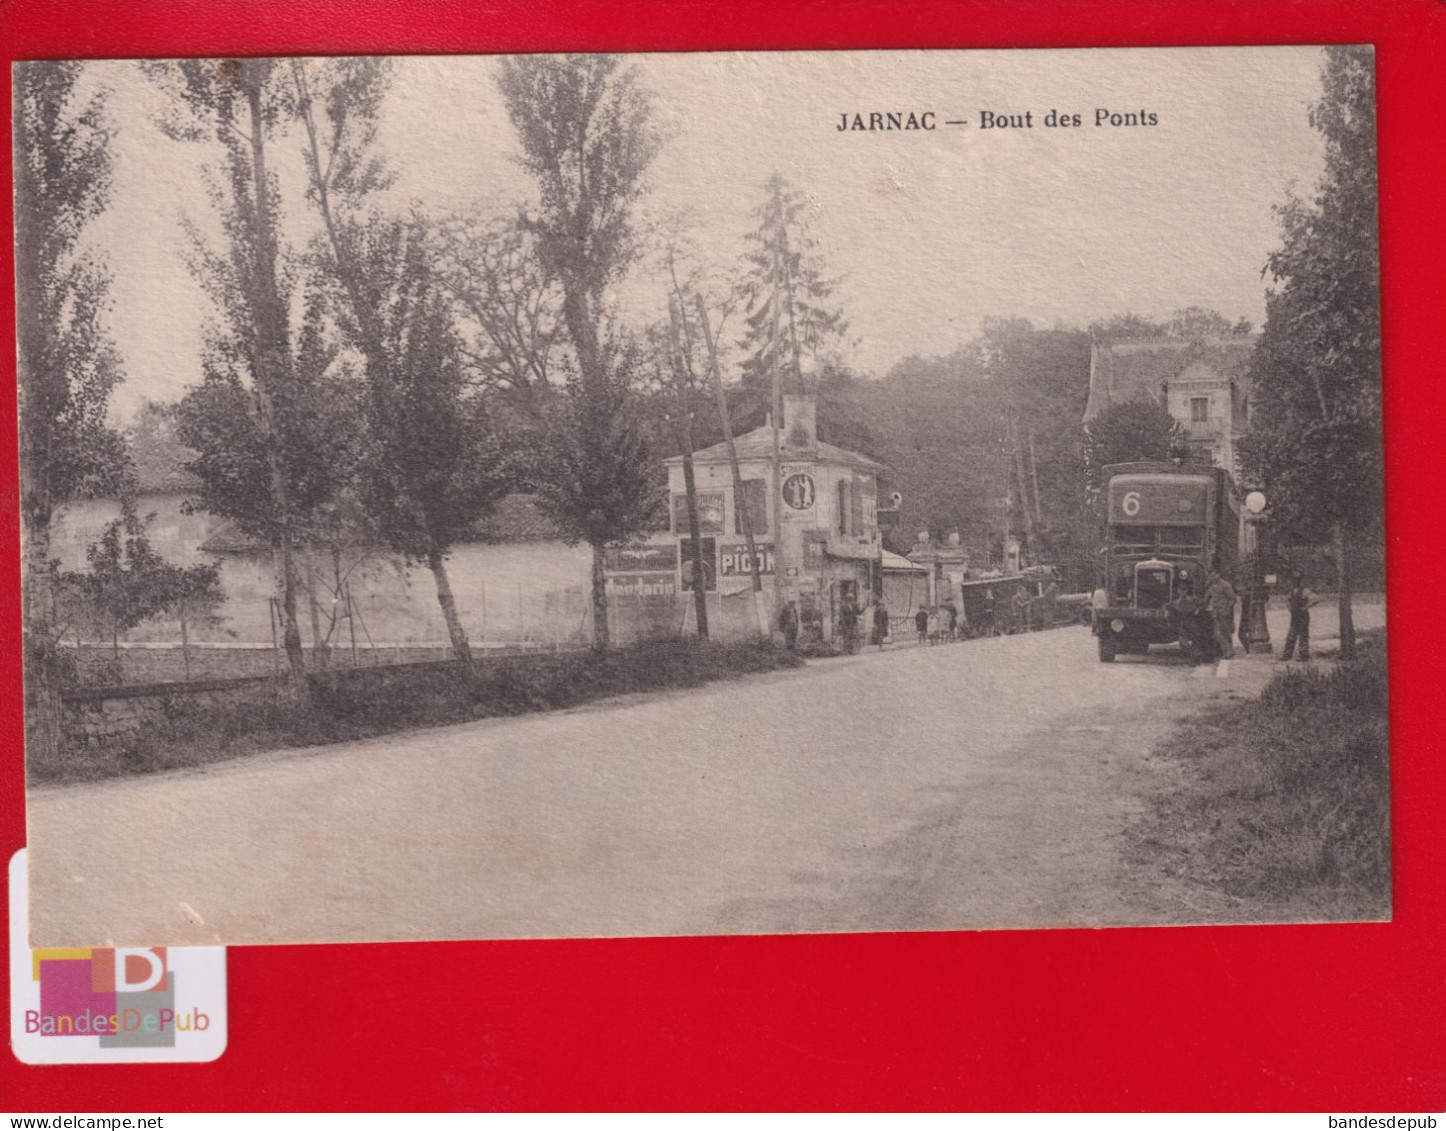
[980,589,996,636]
[1205,570,1238,660]
[915,605,930,645]
[776,599,800,651]
[871,602,890,650]
[943,598,960,641]
[1281,574,1317,662]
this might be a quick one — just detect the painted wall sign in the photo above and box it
[719,543,776,576]
[604,544,679,573]
[780,474,815,514]
[605,573,677,604]
[671,492,726,535]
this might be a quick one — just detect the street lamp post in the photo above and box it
[1243,490,1272,653]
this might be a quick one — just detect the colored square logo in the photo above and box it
[9,849,227,1064]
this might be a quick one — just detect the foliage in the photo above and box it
[1089,307,1254,341]
[432,215,563,408]
[734,173,851,426]
[1083,399,1190,491]
[497,54,666,647]
[60,504,224,650]
[1240,47,1380,657]
[1241,46,1382,546]
[175,292,361,544]
[350,224,514,564]
[14,61,131,757]
[145,57,317,686]
[14,63,132,512]
[498,55,661,304]
[32,639,803,786]
[1133,631,1389,919]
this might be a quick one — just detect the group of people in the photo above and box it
[777,587,1053,654]
[1167,570,1317,663]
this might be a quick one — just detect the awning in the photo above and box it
[824,537,881,562]
[881,549,927,573]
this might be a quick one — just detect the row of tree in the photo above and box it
[17,54,870,740]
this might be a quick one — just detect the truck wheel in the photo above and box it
[1098,635,1117,663]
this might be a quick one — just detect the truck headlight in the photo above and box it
[1111,619,1125,633]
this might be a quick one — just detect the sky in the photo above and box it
[71,46,1333,419]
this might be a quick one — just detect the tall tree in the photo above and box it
[146,58,312,695]
[1241,46,1381,658]
[289,58,509,665]
[15,62,130,757]
[1084,400,1189,489]
[735,173,850,427]
[497,54,664,650]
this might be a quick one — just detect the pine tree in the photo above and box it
[734,174,849,426]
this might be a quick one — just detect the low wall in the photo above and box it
[59,649,593,749]
[62,676,278,749]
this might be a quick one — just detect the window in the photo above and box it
[838,480,851,534]
[1190,396,1209,423]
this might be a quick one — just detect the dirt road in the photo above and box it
[28,601,1383,946]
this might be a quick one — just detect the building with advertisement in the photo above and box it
[660,395,885,643]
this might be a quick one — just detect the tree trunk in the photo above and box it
[273,540,309,692]
[306,553,330,669]
[426,545,474,667]
[590,540,611,651]
[180,602,191,682]
[1334,519,1356,660]
[21,506,64,767]
[680,445,710,640]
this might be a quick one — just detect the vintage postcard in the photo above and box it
[16,47,1386,946]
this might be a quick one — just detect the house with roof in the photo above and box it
[658,394,886,642]
[1083,335,1260,477]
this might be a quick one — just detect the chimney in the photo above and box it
[782,394,817,450]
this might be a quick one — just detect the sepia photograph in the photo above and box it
[16,46,1387,947]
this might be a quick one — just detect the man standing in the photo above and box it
[1281,574,1317,662]
[838,595,860,654]
[981,589,996,636]
[1205,570,1238,660]
[915,605,930,645]
[871,602,890,650]
[776,599,800,651]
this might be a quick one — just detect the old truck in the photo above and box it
[1093,461,1241,662]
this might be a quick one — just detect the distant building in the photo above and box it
[658,394,885,642]
[1083,335,1260,477]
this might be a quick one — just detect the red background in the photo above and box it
[2,0,1440,1112]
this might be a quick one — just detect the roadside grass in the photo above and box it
[31,638,803,788]
[1130,629,1390,921]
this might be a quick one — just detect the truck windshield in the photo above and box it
[1111,525,1205,557]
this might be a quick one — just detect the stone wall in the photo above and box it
[62,676,277,749]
